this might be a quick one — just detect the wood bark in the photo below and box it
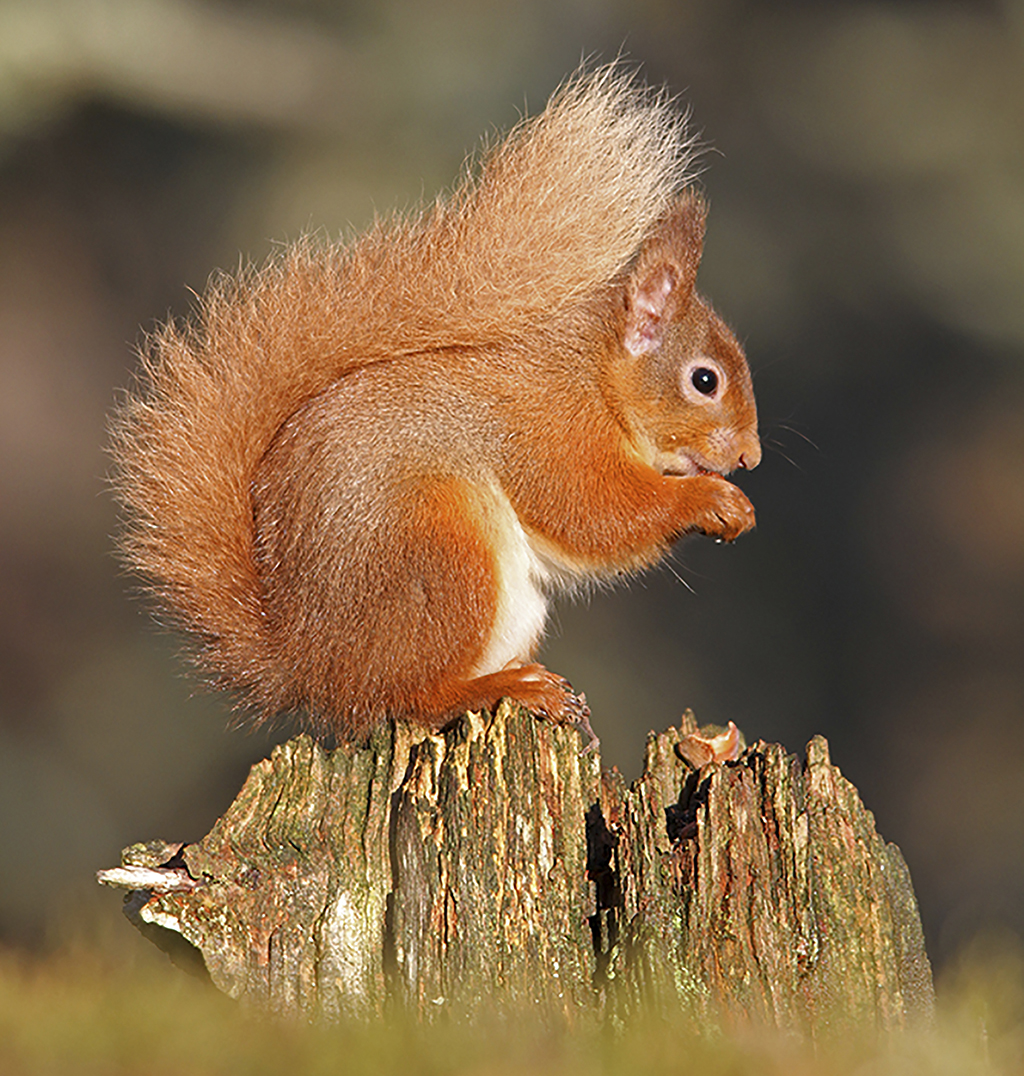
[99,702,934,1033]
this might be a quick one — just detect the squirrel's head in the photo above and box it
[613,193,761,479]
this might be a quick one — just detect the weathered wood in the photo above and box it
[98,702,934,1032]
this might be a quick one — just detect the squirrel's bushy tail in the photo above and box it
[110,64,698,715]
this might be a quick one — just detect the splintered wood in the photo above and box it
[99,703,933,1031]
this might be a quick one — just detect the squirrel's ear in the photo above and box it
[623,194,707,357]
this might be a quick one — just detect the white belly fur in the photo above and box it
[469,487,569,678]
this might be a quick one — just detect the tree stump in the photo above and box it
[98,702,934,1033]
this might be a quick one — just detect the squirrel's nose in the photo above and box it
[736,434,761,471]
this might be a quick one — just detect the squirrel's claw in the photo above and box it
[569,693,600,755]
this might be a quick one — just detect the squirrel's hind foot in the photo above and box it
[499,665,598,755]
[425,662,596,751]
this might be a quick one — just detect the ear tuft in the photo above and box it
[623,193,706,357]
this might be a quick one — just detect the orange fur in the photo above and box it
[110,64,761,741]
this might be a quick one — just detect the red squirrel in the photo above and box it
[111,66,760,743]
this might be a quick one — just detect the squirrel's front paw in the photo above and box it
[681,474,756,542]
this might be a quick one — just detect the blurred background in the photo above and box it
[0,0,1021,975]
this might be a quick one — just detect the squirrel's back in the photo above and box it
[110,65,701,722]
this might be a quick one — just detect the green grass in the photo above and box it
[1,933,1022,1076]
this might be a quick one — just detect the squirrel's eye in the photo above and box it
[691,367,718,396]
